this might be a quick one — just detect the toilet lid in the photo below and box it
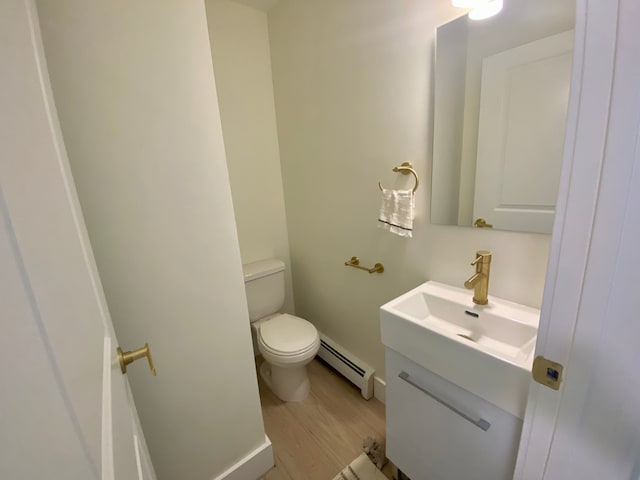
[259,314,318,355]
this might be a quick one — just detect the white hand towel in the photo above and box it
[377,188,414,238]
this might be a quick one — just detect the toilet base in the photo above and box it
[260,361,311,402]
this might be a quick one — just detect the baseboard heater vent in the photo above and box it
[317,333,374,400]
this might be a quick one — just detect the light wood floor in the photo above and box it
[257,358,392,480]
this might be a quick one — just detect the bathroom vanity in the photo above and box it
[380,281,539,479]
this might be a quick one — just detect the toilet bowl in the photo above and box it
[253,313,320,402]
[243,258,320,402]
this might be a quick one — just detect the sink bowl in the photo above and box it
[391,282,538,365]
[380,281,540,418]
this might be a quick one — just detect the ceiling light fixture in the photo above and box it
[451,0,504,20]
[468,0,504,20]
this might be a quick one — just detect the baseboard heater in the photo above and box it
[317,333,374,400]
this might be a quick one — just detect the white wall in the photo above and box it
[268,0,551,379]
[206,0,295,316]
[35,1,267,479]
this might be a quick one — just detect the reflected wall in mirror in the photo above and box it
[431,0,576,234]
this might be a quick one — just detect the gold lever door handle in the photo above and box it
[474,218,493,228]
[117,343,156,376]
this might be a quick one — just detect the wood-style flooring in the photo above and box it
[257,358,392,480]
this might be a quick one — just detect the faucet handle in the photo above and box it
[471,250,492,266]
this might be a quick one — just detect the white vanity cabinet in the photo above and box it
[385,348,523,480]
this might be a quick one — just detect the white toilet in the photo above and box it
[243,258,320,402]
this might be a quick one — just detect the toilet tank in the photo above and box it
[242,259,285,321]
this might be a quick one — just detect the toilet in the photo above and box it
[243,258,320,402]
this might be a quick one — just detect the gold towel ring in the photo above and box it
[378,162,419,193]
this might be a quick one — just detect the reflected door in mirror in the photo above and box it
[473,31,573,233]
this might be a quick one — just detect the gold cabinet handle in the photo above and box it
[117,343,156,376]
[474,218,493,228]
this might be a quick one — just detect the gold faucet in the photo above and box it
[464,250,492,305]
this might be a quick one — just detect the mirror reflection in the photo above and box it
[431,0,576,234]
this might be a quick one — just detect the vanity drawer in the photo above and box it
[385,348,522,480]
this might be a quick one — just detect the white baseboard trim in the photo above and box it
[374,376,386,404]
[212,435,274,480]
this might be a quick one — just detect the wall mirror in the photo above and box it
[430,0,576,234]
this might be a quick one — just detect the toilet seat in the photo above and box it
[258,313,318,356]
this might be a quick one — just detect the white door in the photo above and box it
[473,31,573,233]
[515,1,640,478]
[0,1,155,479]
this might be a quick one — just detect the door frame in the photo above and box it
[514,0,639,477]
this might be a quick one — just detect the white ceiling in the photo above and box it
[228,0,280,13]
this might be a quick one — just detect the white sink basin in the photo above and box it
[390,282,538,365]
[380,281,539,418]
